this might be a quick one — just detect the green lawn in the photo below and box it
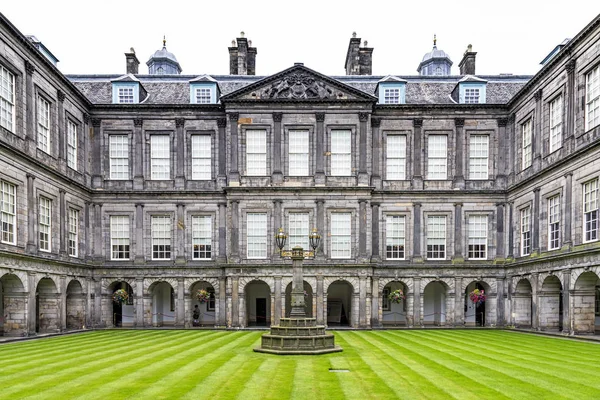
[0,330,599,399]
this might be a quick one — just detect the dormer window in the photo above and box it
[195,87,212,104]
[111,76,143,104]
[464,88,480,104]
[455,77,487,104]
[384,88,400,104]
[189,75,219,104]
[376,76,407,105]
[118,87,135,103]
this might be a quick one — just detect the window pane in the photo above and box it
[469,135,488,180]
[468,215,487,259]
[331,130,351,176]
[191,135,211,180]
[427,135,447,180]
[110,135,129,180]
[196,87,212,104]
[0,65,15,131]
[426,215,446,259]
[151,135,170,180]
[37,96,50,153]
[246,130,267,176]
[549,96,563,153]
[386,215,405,259]
[0,180,16,244]
[384,88,400,104]
[39,197,51,251]
[522,120,532,169]
[247,213,267,258]
[386,135,406,180]
[152,216,172,259]
[289,130,309,176]
[521,207,531,255]
[68,208,79,257]
[192,215,212,259]
[584,179,599,242]
[67,120,78,170]
[331,213,351,258]
[548,195,560,250]
[288,213,309,250]
[586,66,600,131]
[111,216,130,259]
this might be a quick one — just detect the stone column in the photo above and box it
[562,271,571,334]
[454,276,463,326]
[315,199,325,258]
[316,274,324,325]
[93,279,102,327]
[272,113,283,184]
[83,114,90,178]
[412,119,423,189]
[371,118,381,188]
[135,203,144,264]
[135,278,144,328]
[133,118,144,190]
[565,60,576,142]
[59,189,66,256]
[453,203,463,260]
[27,272,36,335]
[453,118,465,188]
[359,275,367,327]
[176,203,185,264]
[496,203,505,260]
[25,60,35,144]
[371,202,380,262]
[228,113,240,184]
[315,113,325,185]
[508,202,514,258]
[175,118,185,189]
[26,174,36,254]
[508,114,516,185]
[533,187,540,254]
[85,278,93,328]
[83,201,90,259]
[496,118,508,187]
[57,90,65,166]
[496,277,505,326]
[359,199,368,260]
[91,119,103,188]
[413,277,421,326]
[230,200,239,261]
[371,276,380,327]
[59,275,67,331]
[176,278,185,327]
[563,173,573,247]
[274,276,282,325]
[217,118,227,188]
[93,203,103,261]
[413,203,422,261]
[531,272,539,330]
[358,112,369,186]
[231,277,240,327]
[533,89,543,170]
[218,202,227,263]
[218,276,227,326]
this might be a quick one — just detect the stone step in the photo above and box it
[269,326,328,336]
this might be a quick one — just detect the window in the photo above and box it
[0,180,16,244]
[246,130,267,176]
[0,65,15,131]
[39,197,51,252]
[386,215,405,260]
[427,135,447,180]
[191,135,211,180]
[68,208,79,257]
[192,215,212,259]
[469,135,489,180]
[37,96,50,153]
[549,96,563,153]
[382,288,391,311]
[548,195,560,250]
[586,65,599,131]
[288,213,309,250]
[195,87,212,104]
[67,120,77,170]
[331,213,351,258]
[247,213,267,259]
[464,88,480,104]
[331,130,351,176]
[521,207,531,256]
[118,87,134,103]
[109,135,129,180]
[110,216,130,260]
[522,119,532,169]
[151,135,170,180]
[426,215,446,259]
[386,135,406,180]
[584,179,599,242]
[383,88,400,104]
[288,130,309,176]
[468,215,487,259]
[152,216,172,260]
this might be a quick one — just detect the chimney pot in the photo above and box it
[125,49,140,74]
[458,45,477,75]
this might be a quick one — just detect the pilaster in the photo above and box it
[453,118,465,188]
[370,202,380,262]
[228,113,240,185]
[412,119,423,189]
[358,112,369,186]
[370,118,381,188]
[217,118,228,188]
[272,113,283,184]
[174,118,185,189]
[315,113,326,185]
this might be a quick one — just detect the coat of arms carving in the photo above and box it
[263,73,334,99]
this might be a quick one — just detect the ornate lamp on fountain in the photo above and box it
[254,228,342,355]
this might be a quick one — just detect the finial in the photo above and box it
[249,40,252,46]
[433,34,437,47]
[232,39,236,46]
[240,31,245,38]
[363,40,368,47]
[130,47,135,54]
[467,44,472,52]
[163,35,166,47]
[352,31,357,38]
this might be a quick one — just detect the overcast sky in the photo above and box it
[3,1,599,77]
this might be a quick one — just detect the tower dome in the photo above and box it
[147,37,182,75]
[417,35,452,76]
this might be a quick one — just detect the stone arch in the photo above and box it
[145,280,176,327]
[102,278,137,294]
[186,277,220,295]
[323,276,358,294]
[379,277,413,295]
[422,280,450,326]
[538,272,564,290]
[513,278,533,328]
[34,274,61,294]
[36,277,60,333]
[104,280,135,328]
[326,279,355,327]
[380,280,410,326]
[463,279,495,327]
[281,276,317,294]
[189,280,218,327]
[0,272,27,336]
[239,277,274,295]
[572,270,600,334]
[571,267,600,290]
[421,277,454,294]
[0,269,28,292]
[460,278,497,295]
[145,278,178,296]
[244,279,272,327]
[539,274,564,331]
[66,279,86,330]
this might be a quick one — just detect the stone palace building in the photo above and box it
[1,11,600,335]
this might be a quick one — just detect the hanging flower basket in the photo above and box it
[112,289,129,304]
[469,289,486,305]
[388,289,406,304]
[196,289,210,303]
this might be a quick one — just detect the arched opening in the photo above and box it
[284,281,313,318]
[464,281,492,327]
[382,281,408,326]
[539,275,563,331]
[327,280,353,327]
[0,273,26,336]
[245,280,270,327]
[573,271,600,334]
[423,281,447,326]
[66,280,85,330]
[190,281,216,327]
[513,279,533,328]
[108,281,134,327]
[36,278,59,333]
[149,282,175,327]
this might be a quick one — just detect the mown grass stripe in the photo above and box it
[236,355,295,400]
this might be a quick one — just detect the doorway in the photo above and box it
[256,298,267,326]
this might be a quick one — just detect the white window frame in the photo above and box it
[383,88,400,104]
[548,195,561,250]
[330,130,351,176]
[386,135,406,180]
[118,87,134,104]
[152,216,172,260]
[0,65,15,132]
[246,130,267,176]
[68,208,79,257]
[109,135,129,180]
[247,212,267,259]
[0,180,16,244]
[39,197,51,252]
[191,135,211,180]
[67,120,78,170]
[151,135,170,180]
[464,88,480,104]
[586,65,600,131]
[469,135,489,180]
[426,215,446,259]
[288,130,309,176]
[195,87,212,104]
[549,96,563,153]
[288,212,309,250]
[386,215,405,260]
[192,215,212,260]
[522,119,532,169]
[521,207,531,256]
[583,178,599,243]
[110,215,130,260]
[427,135,447,180]
[37,95,50,153]
[467,215,487,259]
[330,213,351,259]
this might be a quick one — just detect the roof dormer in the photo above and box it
[189,75,220,104]
[452,75,487,104]
[376,76,407,104]
[111,74,146,104]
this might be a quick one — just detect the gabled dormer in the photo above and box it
[452,75,487,104]
[189,75,220,104]
[111,74,146,104]
[375,75,407,104]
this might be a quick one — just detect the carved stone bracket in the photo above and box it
[217,118,227,128]
[83,113,90,124]
[272,112,283,122]
[91,118,101,127]
[228,113,239,122]
[175,118,185,128]
[133,118,143,127]
[315,113,325,122]
[371,118,381,128]
[359,113,369,122]
[454,118,465,128]
[508,114,516,124]
[25,60,35,75]
[57,90,65,103]
[413,119,423,128]
[565,59,576,73]
[497,118,508,127]
[534,89,543,101]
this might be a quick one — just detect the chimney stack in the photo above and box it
[125,48,140,74]
[459,44,477,75]
[229,33,257,75]
[345,33,373,75]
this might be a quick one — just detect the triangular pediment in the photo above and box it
[221,65,377,102]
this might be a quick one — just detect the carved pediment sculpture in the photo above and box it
[263,73,334,100]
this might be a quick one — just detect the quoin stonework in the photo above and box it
[1,12,600,336]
